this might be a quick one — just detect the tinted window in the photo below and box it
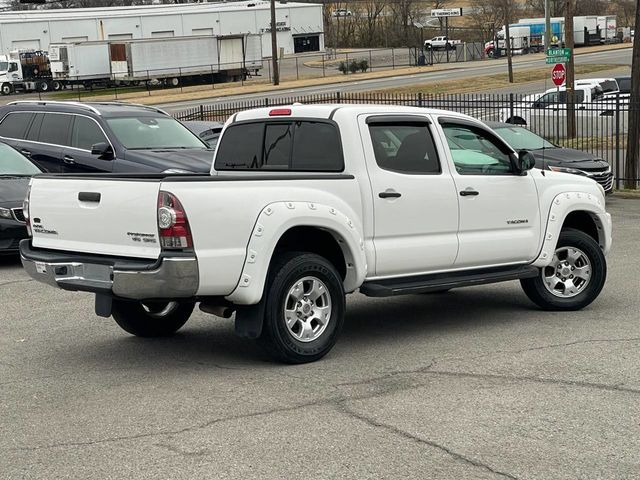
[38,113,72,146]
[0,112,34,140]
[442,123,513,175]
[292,121,342,171]
[369,124,440,174]
[26,113,44,141]
[215,121,344,172]
[263,123,292,168]
[616,77,631,93]
[215,123,262,169]
[600,80,617,93]
[72,116,107,150]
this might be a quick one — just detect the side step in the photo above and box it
[360,265,539,297]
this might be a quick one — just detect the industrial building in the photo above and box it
[0,1,324,57]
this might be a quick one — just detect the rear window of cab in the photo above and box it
[214,120,344,172]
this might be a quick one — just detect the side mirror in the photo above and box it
[91,142,114,159]
[513,150,536,174]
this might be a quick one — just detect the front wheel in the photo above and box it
[1,83,12,95]
[111,299,195,337]
[258,252,345,364]
[521,228,606,311]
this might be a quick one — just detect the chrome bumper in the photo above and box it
[20,240,198,300]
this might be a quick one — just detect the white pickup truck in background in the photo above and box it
[20,104,612,363]
[424,36,461,51]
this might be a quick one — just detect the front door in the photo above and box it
[62,115,113,173]
[438,119,541,268]
[360,114,460,277]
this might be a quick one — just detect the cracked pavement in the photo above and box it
[1,197,639,479]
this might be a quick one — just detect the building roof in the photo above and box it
[0,1,319,23]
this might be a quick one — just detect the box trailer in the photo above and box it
[49,42,114,89]
[112,35,262,86]
[517,16,611,46]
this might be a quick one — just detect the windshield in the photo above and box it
[106,116,207,150]
[0,61,7,72]
[600,80,618,93]
[493,126,554,150]
[0,143,41,175]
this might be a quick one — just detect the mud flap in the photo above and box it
[95,294,113,318]
[234,300,265,339]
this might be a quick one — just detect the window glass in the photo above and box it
[38,113,72,146]
[292,121,342,171]
[600,80,617,93]
[0,112,34,140]
[215,123,262,169]
[106,117,206,149]
[26,113,43,141]
[215,121,344,172]
[72,116,107,150]
[493,125,554,150]
[263,123,292,169]
[369,123,440,174]
[0,143,40,175]
[442,123,513,175]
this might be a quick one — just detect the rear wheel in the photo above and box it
[258,252,345,364]
[51,80,63,91]
[520,228,606,311]
[111,299,195,337]
[168,77,180,87]
[37,81,49,92]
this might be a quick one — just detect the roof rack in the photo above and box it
[88,101,169,116]
[6,100,102,116]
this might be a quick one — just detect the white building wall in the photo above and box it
[0,2,324,57]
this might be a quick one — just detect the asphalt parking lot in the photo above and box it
[1,196,639,479]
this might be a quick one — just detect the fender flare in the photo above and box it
[532,191,611,268]
[226,201,368,306]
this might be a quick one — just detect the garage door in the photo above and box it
[12,39,41,50]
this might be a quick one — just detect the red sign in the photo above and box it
[551,63,566,87]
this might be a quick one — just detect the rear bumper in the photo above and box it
[19,240,198,300]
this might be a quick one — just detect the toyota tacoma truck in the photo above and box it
[20,104,612,363]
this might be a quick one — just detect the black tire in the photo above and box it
[111,299,195,337]
[258,252,345,364]
[51,80,62,91]
[37,81,49,92]
[1,83,12,95]
[521,228,606,311]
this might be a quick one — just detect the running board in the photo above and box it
[360,265,539,297]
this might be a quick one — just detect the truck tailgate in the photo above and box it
[29,178,161,259]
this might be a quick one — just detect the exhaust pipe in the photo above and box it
[199,303,235,318]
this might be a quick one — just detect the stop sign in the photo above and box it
[551,63,566,87]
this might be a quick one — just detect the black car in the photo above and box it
[0,101,214,174]
[487,122,613,193]
[0,141,41,254]
[182,120,224,150]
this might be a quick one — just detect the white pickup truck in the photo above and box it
[424,36,461,51]
[20,104,612,363]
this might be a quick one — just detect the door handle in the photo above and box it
[20,149,31,156]
[379,191,402,199]
[460,189,479,197]
[63,155,76,165]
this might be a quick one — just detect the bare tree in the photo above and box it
[613,0,637,27]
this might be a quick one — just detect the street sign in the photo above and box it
[546,47,571,63]
[430,8,463,17]
[551,63,566,87]
[546,56,567,64]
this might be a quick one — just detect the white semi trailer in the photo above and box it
[49,34,263,89]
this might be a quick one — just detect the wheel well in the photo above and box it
[273,226,347,279]
[562,211,602,247]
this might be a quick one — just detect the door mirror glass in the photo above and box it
[91,142,113,159]
[513,150,536,173]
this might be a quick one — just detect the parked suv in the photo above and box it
[0,101,213,173]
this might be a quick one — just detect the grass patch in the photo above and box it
[371,64,627,95]
[556,135,627,151]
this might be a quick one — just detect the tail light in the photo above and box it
[23,184,32,236]
[157,191,193,250]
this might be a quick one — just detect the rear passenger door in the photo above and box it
[359,115,459,277]
[24,113,73,173]
[0,111,44,168]
[62,115,113,173]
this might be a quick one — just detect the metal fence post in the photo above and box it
[265,97,269,107]
[392,48,395,69]
[296,57,299,80]
[615,94,621,190]
[179,67,183,92]
[336,91,341,104]
[509,93,514,124]
[200,104,204,121]
[418,92,423,108]
[369,49,373,71]
[345,52,349,74]
[322,55,325,77]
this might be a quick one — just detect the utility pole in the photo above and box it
[270,0,279,85]
[504,2,514,83]
[564,0,575,138]
[544,0,551,52]
[624,0,640,189]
